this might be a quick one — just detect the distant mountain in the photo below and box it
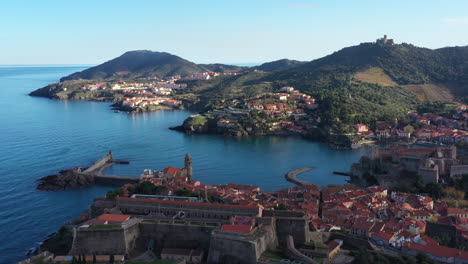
[254,59,306,72]
[60,50,208,81]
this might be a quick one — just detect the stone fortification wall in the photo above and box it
[285,236,317,264]
[263,210,305,218]
[262,211,310,247]
[275,217,310,247]
[69,218,140,255]
[94,176,139,186]
[116,197,260,220]
[137,221,215,253]
[207,224,277,264]
[451,165,468,178]
[329,233,373,250]
[426,221,457,248]
[89,199,116,218]
[69,227,126,255]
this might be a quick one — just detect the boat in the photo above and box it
[114,110,120,113]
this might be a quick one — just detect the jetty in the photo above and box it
[285,167,315,186]
[37,151,139,190]
[85,151,139,185]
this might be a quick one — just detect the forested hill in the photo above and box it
[259,42,468,125]
[60,50,208,81]
[276,42,468,85]
[254,59,306,72]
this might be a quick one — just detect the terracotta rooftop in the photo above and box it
[221,224,252,233]
[97,214,130,223]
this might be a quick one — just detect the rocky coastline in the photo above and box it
[37,169,95,191]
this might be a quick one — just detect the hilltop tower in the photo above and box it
[185,153,193,181]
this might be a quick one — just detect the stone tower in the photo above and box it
[185,153,193,181]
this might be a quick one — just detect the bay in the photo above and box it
[0,66,365,263]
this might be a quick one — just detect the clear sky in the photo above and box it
[1,0,467,65]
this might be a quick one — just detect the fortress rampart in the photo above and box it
[116,197,261,220]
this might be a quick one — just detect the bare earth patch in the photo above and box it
[403,82,467,102]
[354,67,398,87]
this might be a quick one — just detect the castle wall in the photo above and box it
[136,221,215,253]
[399,156,422,172]
[451,165,468,178]
[69,218,140,255]
[418,166,439,184]
[70,227,127,255]
[117,197,260,220]
[207,224,277,264]
[426,222,457,248]
[275,217,310,247]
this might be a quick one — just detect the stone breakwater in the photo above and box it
[37,151,137,190]
[285,167,315,186]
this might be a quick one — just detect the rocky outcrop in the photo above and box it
[37,169,95,191]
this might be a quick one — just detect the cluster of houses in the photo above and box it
[352,106,468,144]
[121,96,182,109]
[134,167,468,263]
[212,87,320,135]
[111,81,186,91]
[178,71,242,81]
[409,111,468,143]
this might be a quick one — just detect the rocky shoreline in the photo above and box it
[37,169,95,191]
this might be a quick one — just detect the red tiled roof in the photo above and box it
[117,197,259,209]
[373,232,394,241]
[403,242,468,259]
[448,208,468,215]
[163,166,183,175]
[221,224,252,233]
[97,214,130,223]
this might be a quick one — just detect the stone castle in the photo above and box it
[351,144,468,188]
[376,35,395,46]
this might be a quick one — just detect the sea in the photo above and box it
[0,66,366,263]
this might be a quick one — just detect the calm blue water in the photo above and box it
[0,66,365,263]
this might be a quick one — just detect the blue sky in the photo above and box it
[1,0,467,64]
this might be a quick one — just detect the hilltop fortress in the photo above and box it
[351,144,468,188]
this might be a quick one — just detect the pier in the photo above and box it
[285,167,315,186]
[83,151,139,185]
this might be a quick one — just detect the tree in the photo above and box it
[126,186,135,196]
[275,203,288,210]
[106,190,117,200]
[424,182,443,199]
[416,252,434,264]
[134,181,168,195]
[352,249,369,264]
[175,189,199,197]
